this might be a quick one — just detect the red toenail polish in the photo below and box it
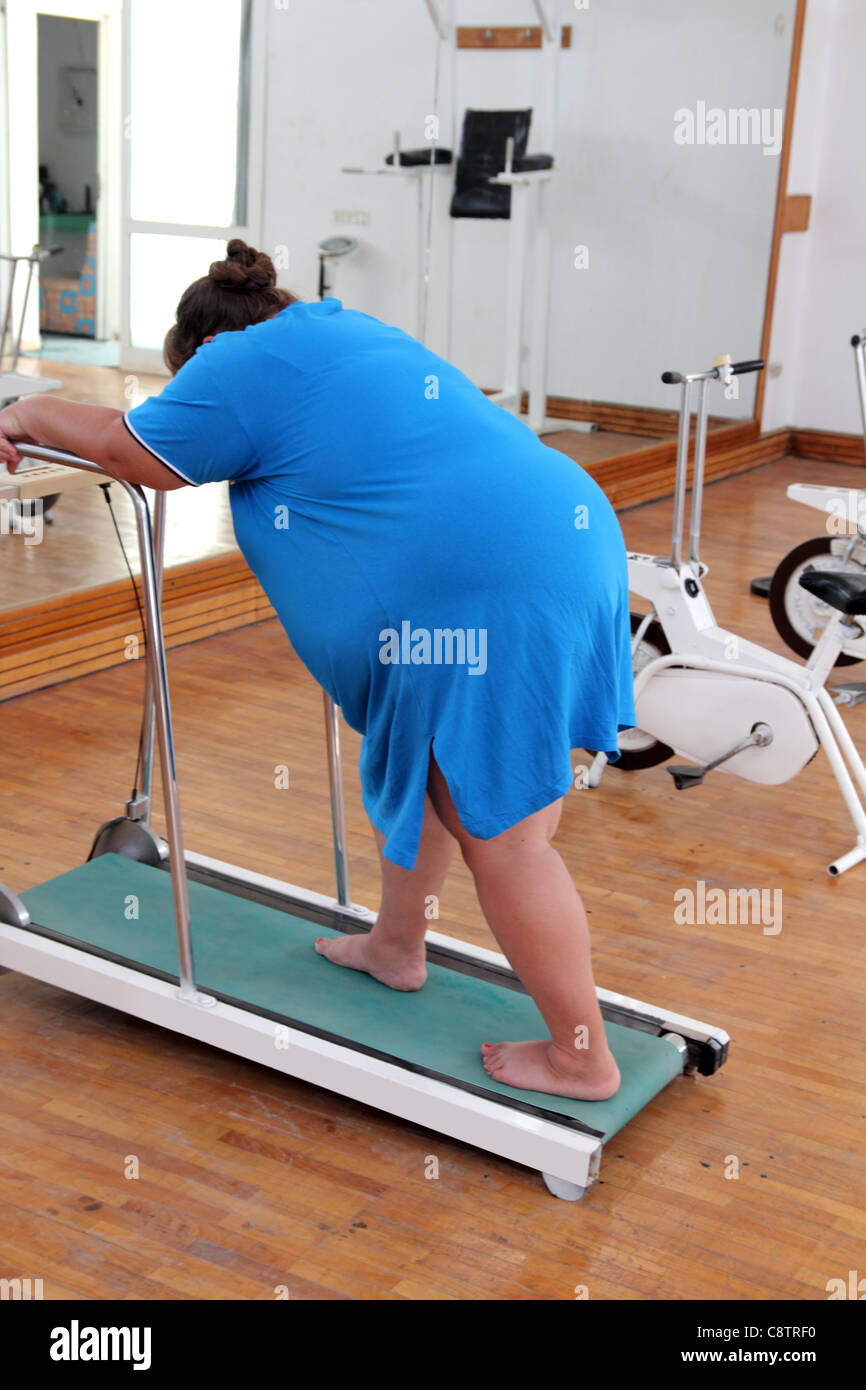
[316,938,324,943]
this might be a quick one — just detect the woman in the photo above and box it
[0,240,636,1101]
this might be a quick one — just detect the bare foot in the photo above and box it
[481,1039,621,1100]
[314,932,427,992]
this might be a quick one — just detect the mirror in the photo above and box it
[1,0,801,636]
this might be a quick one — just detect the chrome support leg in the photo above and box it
[323,691,352,908]
[129,487,197,1000]
[135,488,166,821]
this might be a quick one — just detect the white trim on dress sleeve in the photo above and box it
[122,413,200,486]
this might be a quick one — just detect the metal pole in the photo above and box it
[130,486,197,999]
[500,173,530,409]
[532,0,556,43]
[0,259,18,365]
[854,337,866,443]
[445,0,458,361]
[688,378,710,570]
[670,378,692,568]
[14,444,198,1000]
[526,176,554,431]
[12,258,37,370]
[416,172,426,343]
[137,488,166,820]
[423,0,446,35]
[419,0,447,349]
[323,690,352,907]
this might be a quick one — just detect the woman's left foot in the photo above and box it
[481,1040,620,1100]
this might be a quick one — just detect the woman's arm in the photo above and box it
[0,394,187,490]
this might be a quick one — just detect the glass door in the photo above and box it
[120,0,262,370]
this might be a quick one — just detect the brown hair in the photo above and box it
[163,239,298,373]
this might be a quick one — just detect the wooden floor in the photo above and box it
[1,455,864,1300]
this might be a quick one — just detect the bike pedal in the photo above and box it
[668,764,706,790]
[831,682,866,708]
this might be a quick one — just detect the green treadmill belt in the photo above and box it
[21,854,683,1140]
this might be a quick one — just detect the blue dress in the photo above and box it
[125,299,636,869]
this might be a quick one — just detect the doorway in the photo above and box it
[33,12,116,365]
[3,0,122,366]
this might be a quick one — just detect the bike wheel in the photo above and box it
[768,536,862,668]
[604,613,675,771]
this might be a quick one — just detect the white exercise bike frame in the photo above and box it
[589,356,866,877]
[770,332,866,663]
[779,481,866,664]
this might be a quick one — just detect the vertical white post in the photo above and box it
[416,171,426,341]
[527,0,562,430]
[854,336,866,443]
[445,0,458,360]
[526,177,554,430]
[4,1,40,353]
[500,179,530,410]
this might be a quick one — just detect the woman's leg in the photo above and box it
[315,794,457,990]
[427,756,620,1100]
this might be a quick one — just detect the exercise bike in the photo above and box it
[761,332,866,683]
[587,355,866,877]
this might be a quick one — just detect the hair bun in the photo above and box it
[208,239,277,293]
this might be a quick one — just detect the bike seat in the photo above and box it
[798,570,866,615]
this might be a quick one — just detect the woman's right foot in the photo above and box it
[315,932,427,991]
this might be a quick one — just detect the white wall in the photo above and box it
[763,0,866,436]
[262,0,795,418]
[37,14,99,214]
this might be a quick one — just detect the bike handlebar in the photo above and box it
[661,358,765,385]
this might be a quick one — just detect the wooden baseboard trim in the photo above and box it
[535,394,730,440]
[582,421,784,510]
[1,552,276,702]
[790,427,865,466]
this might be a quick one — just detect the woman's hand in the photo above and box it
[0,395,187,490]
[0,400,40,472]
